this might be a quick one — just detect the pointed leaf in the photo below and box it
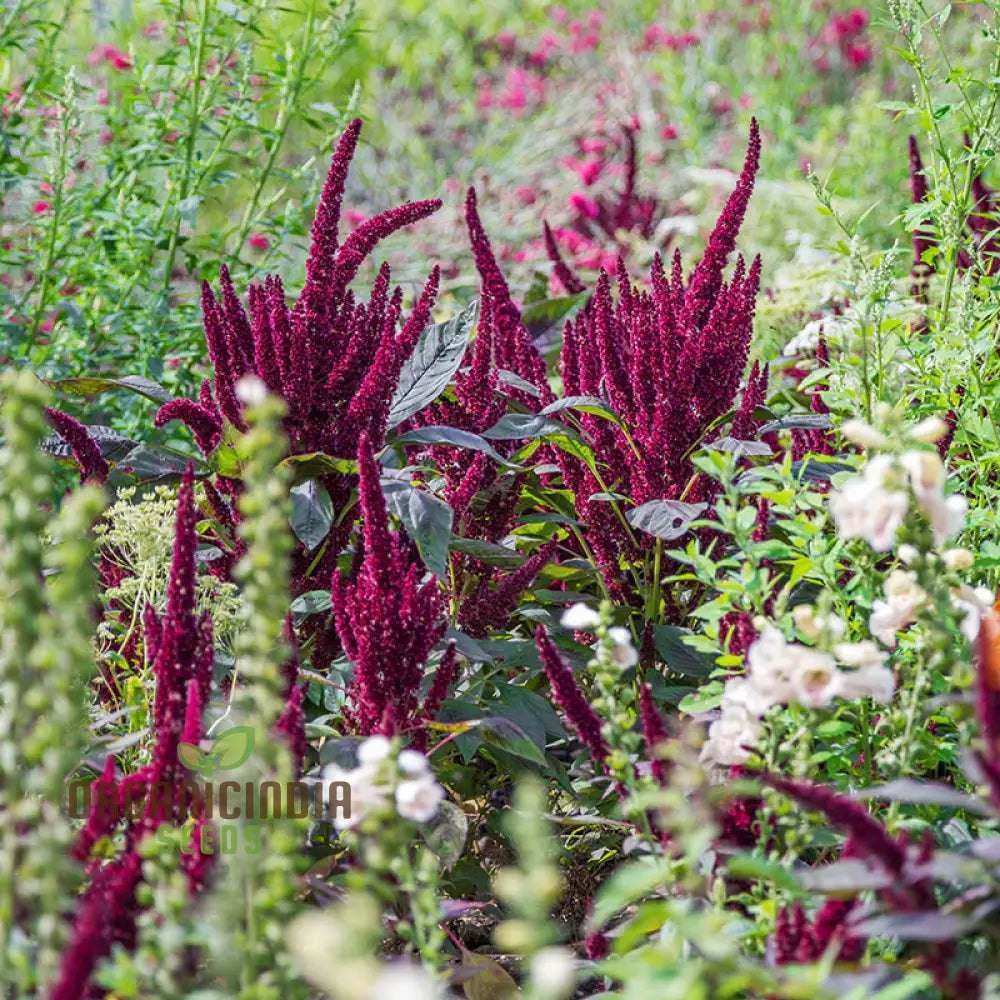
[383,482,453,579]
[470,716,546,766]
[290,480,334,551]
[458,948,520,1000]
[393,426,518,468]
[626,499,707,540]
[388,298,479,428]
[43,424,139,465]
[44,374,176,405]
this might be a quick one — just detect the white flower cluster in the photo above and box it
[830,440,967,554]
[561,603,638,669]
[322,736,444,832]
[701,619,895,767]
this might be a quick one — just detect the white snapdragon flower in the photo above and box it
[836,664,896,703]
[397,749,430,776]
[791,604,846,643]
[869,569,926,647]
[721,676,776,717]
[605,626,639,668]
[833,640,889,670]
[909,416,948,444]
[701,709,762,767]
[787,648,841,708]
[561,602,602,630]
[745,627,799,704]
[357,735,393,766]
[395,776,445,823]
[840,419,888,449]
[941,548,975,571]
[530,947,577,999]
[950,585,996,643]
[369,961,444,1000]
[898,450,968,545]
[322,761,388,831]
[829,455,909,552]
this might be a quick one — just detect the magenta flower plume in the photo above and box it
[412,640,459,751]
[543,219,586,294]
[154,398,222,455]
[154,120,443,629]
[548,126,763,604]
[44,407,110,484]
[465,186,554,407]
[534,624,608,764]
[331,434,447,736]
[458,540,557,637]
[638,684,671,786]
[57,466,216,999]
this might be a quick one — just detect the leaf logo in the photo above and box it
[177,726,255,778]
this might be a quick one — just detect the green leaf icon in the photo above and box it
[211,726,255,771]
[178,742,207,771]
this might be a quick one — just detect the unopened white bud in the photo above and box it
[840,419,888,449]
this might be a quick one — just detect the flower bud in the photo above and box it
[840,419,888,449]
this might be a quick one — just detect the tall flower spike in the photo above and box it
[44,408,110,485]
[682,117,760,332]
[638,684,671,786]
[534,624,608,764]
[153,398,223,455]
[543,219,586,294]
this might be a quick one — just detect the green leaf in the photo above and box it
[290,480,334,551]
[481,413,574,441]
[678,683,724,715]
[112,444,195,485]
[520,291,589,336]
[383,482,453,579]
[626,499,707,540]
[393,426,518,468]
[458,948,520,1000]
[43,374,175,405]
[290,590,333,617]
[388,298,479,428]
[43,424,138,465]
[210,726,255,770]
[591,857,671,929]
[277,452,357,484]
[651,625,717,678]
[177,742,206,771]
[449,538,526,568]
[470,716,546,766]
[725,855,804,896]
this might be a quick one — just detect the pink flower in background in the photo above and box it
[515,185,537,205]
[39,181,52,193]
[569,191,600,219]
[580,137,606,154]
[248,233,269,249]
[98,88,110,107]
[111,52,132,70]
[739,94,752,108]
[32,200,50,214]
[143,21,164,37]
[550,5,568,25]
[570,31,600,52]
[345,209,367,227]
[661,123,679,140]
[100,128,113,144]
[846,43,872,67]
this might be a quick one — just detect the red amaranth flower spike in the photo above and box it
[44,407,110,485]
[638,684,671,787]
[535,624,608,764]
[331,434,447,736]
